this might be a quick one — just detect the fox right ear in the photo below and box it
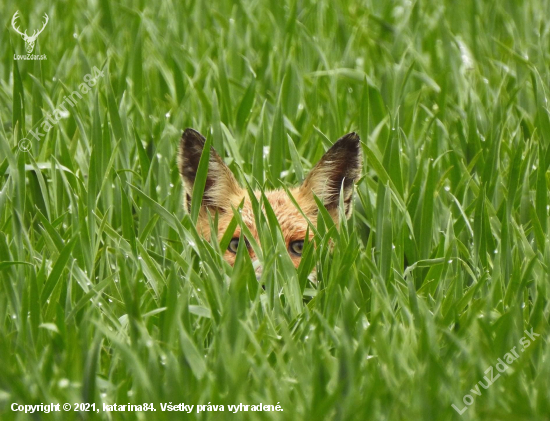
[178,128,244,213]
[298,132,362,219]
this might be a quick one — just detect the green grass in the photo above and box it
[1,0,550,419]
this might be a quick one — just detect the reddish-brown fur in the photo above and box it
[195,189,316,267]
[178,128,362,269]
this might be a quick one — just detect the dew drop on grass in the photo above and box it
[127,390,134,397]
[393,6,404,18]
[494,249,498,254]
[165,112,171,118]
[444,185,450,191]
[100,392,107,398]
[11,315,16,320]
[58,379,69,388]
[138,255,142,260]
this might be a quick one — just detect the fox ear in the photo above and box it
[178,128,243,213]
[298,132,362,218]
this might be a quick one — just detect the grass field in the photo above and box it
[1,0,550,419]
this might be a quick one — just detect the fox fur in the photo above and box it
[178,128,362,268]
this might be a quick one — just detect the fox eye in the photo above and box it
[228,237,251,254]
[289,240,304,256]
[228,238,240,254]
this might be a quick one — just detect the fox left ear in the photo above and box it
[178,128,243,213]
[298,132,362,218]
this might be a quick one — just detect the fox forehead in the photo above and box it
[197,188,316,244]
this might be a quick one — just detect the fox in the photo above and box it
[178,128,362,270]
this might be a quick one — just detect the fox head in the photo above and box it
[178,128,362,269]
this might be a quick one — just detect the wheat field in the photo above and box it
[1,0,550,420]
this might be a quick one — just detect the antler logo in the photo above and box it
[11,11,49,54]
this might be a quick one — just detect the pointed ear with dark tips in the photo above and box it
[298,132,362,218]
[178,128,243,212]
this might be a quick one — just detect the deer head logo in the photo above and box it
[11,11,49,54]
